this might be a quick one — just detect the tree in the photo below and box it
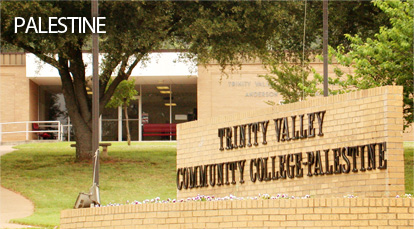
[105,79,138,146]
[260,0,389,103]
[1,1,288,161]
[260,62,313,104]
[310,0,413,128]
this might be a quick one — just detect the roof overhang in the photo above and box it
[26,52,198,86]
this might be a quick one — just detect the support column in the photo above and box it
[138,85,142,142]
[91,0,100,153]
[99,115,102,142]
[169,84,172,141]
[118,106,122,142]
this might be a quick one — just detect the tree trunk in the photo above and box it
[57,51,96,162]
[124,104,131,146]
[73,123,93,162]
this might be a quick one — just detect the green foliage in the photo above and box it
[105,79,138,145]
[1,1,389,108]
[105,79,138,109]
[0,142,177,227]
[1,1,291,159]
[309,0,413,128]
[260,1,388,104]
[265,1,388,60]
[169,1,292,70]
[260,62,315,104]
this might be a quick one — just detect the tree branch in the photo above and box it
[99,52,146,113]
[100,55,120,98]
[99,72,128,112]
[58,55,90,131]
[126,53,145,76]
[69,47,91,126]
[14,41,60,69]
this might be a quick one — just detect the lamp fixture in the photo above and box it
[157,86,169,90]
[164,103,176,106]
[160,91,171,94]
[87,91,93,95]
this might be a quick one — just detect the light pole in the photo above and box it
[323,0,329,97]
[91,0,100,205]
[74,0,101,208]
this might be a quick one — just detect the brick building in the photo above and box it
[1,52,412,142]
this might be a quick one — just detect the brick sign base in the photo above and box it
[60,198,414,228]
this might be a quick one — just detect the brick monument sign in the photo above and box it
[176,86,405,199]
[61,86,411,228]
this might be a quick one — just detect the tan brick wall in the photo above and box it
[178,86,405,199]
[197,62,412,141]
[0,61,33,142]
[197,63,280,120]
[197,61,353,120]
[60,198,414,228]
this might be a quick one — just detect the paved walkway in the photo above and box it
[0,145,35,229]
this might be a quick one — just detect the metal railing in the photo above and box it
[0,121,62,142]
[61,123,73,141]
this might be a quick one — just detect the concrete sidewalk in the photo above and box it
[0,145,35,229]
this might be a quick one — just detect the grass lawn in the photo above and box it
[404,141,414,194]
[0,142,177,227]
[0,141,413,228]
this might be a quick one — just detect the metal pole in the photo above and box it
[74,0,101,209]
[323,0,329,97]
[58,121,61,141]
[26,122,29,140]
[92,0,99,153]
[118,106,122,141]
[92,0,100,184]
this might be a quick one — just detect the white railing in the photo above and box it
[0,121,62,142]
[61,123,73,141]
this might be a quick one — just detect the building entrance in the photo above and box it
[99,83,197,141]
[140,84,197,141]
[38,82,196,142]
